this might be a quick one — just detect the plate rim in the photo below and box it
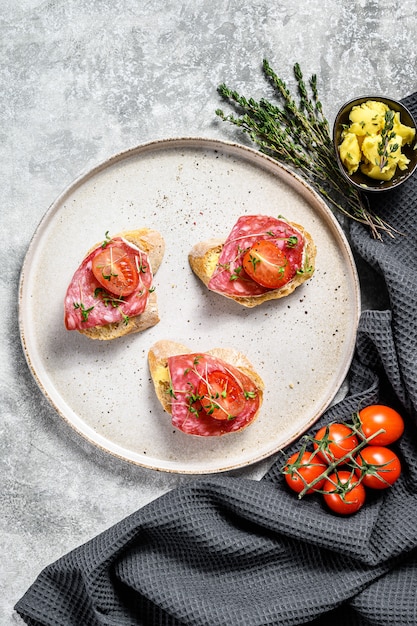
[18,136,361,474]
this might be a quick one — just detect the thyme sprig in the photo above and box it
[216,60,396,240]
[378,110,398,171]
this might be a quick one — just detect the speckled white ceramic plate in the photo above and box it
[19,138,360,474]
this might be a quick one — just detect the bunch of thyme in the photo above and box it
[216,60,395,240]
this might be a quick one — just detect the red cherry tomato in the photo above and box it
[355,446,401,489]
[358,405,405,446]
[323,471,366,515]
[92,244,140,296]
[283,451,327,495]
[197,370,246,421]
[313,423,359,464]
[242,240,293,289]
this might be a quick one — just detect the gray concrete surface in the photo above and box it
[2,1,417,623]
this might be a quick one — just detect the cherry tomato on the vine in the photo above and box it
[323,471,366,515]
[242,240,293,289]
[355,446,401,489]
[283,451,327,495]
[358,405,405,446]
[313,423,359,465]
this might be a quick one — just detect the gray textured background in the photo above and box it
[2,1,417,623]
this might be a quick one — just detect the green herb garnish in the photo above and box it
[73,302,94,322]
[101,231,112,248]
[377,110,398,171]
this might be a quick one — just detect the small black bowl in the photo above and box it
[333,96,417,192]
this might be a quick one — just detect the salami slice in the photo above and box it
[208,215,305,297]
[167,352,261,436]
[64,237,153,330]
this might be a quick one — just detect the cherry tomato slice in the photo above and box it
[323,471,366,515]
[355,446,401,489]
[358,404,405,446]
[92,244,140,296]
[283,451,327,495]
[313,423,359,465]
[242,240,293,289]
[197,370,246,421]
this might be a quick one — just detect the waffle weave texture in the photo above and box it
[15,93,417,626]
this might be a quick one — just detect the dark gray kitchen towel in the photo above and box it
[15,93,417,626]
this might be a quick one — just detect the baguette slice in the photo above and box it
[189,221,316,308]
[77,228,165,340]
[148,340,264,435]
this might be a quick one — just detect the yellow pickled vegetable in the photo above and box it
[338,132,361,174]
[338,100,416,182]
[348,100,388,136]
[393,112,415,145]
[360,162,397,181]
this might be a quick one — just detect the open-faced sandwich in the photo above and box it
[148,340,264,436]
[189,214,316,307]
[64,228,165,340]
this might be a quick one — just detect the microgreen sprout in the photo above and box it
[286,236,298,247]
[92,287,129,325]
[101,231,112,248]
[73,301,94,322]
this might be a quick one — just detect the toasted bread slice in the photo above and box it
[148,339,264,416]
[189,222,316,308]
[78,228,165,340]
